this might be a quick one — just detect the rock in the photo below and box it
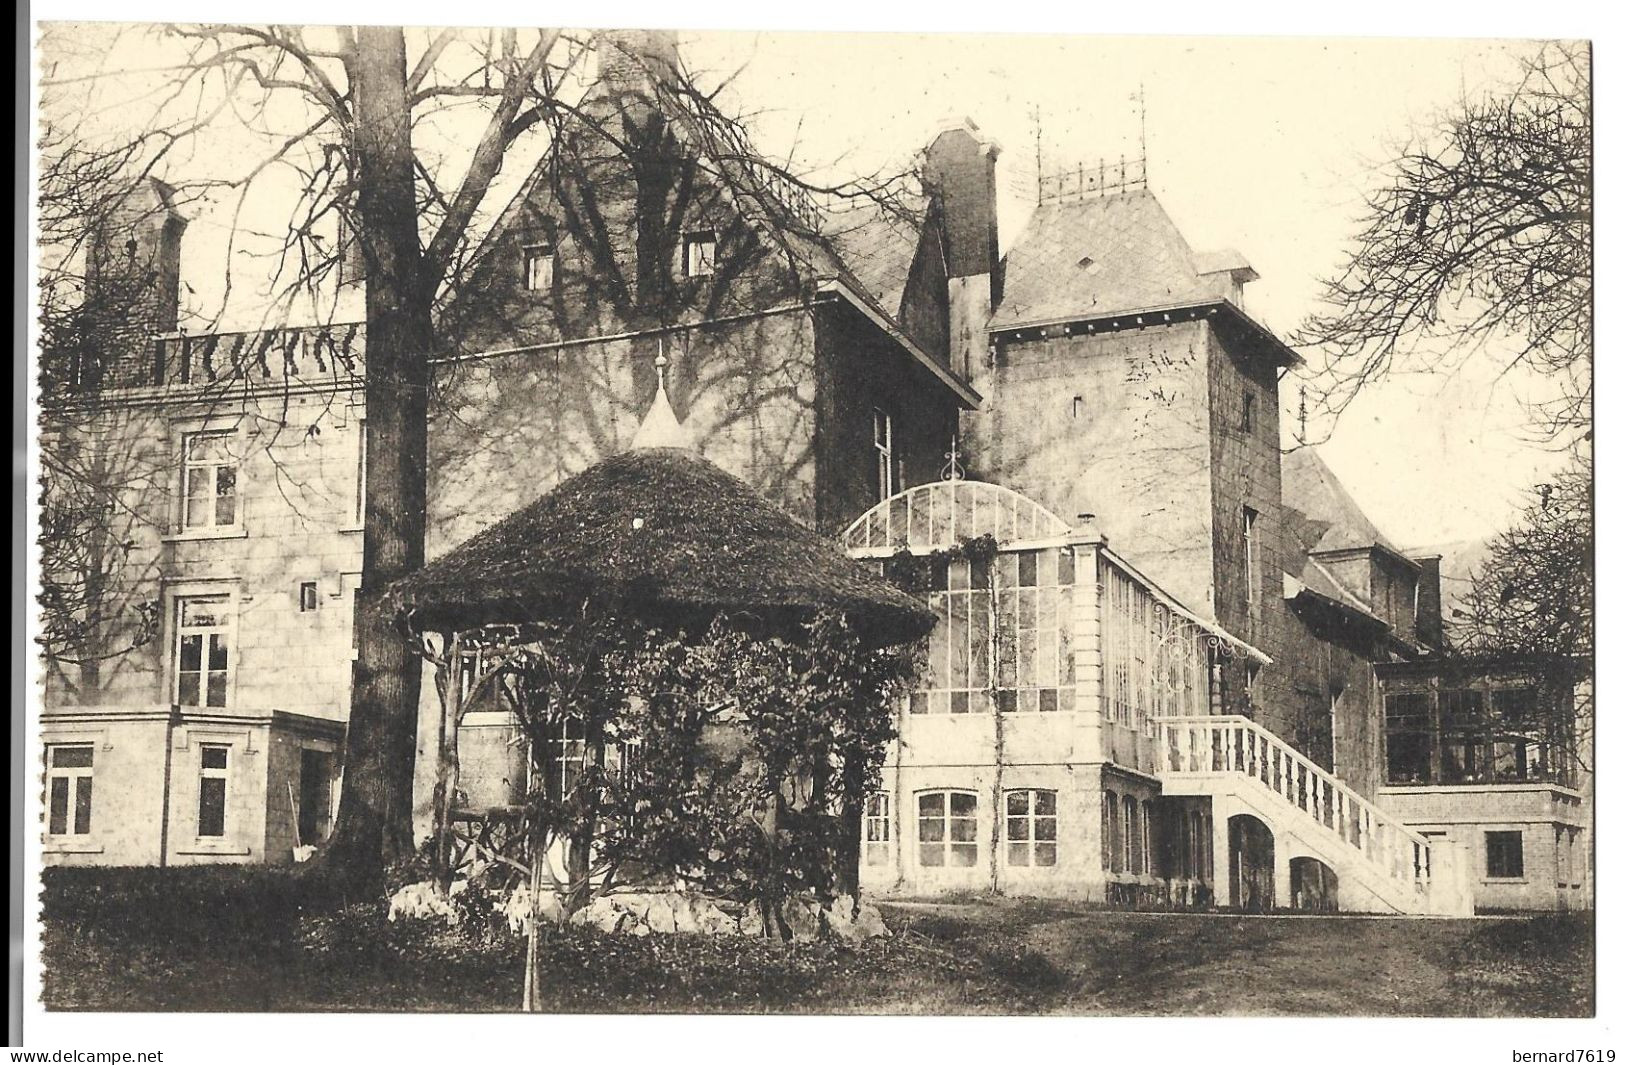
[696,899,737,935]
[851,901,890,939]
[645,894,677,934]
[500,885,564,934]
[387,881,457,925]
[824,895,861,942]
[669,894,701,934]
[782,897,822,941]
[738,903,765,938]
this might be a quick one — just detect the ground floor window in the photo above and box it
[1004,789,1057,867]
[864,792,891,867]
[197,744,229,837]
[46,744,94,836]
[1485,830,1524,879]
[918,791,977,868]
[1124,796,1146,875]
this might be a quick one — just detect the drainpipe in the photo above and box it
[158,705,177,867]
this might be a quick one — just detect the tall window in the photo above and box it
[1241,506,1259,611]
[1124,796,1143,875]
[45,744,94,836]
[182,430,237,530]
[1103,790,1123,873]
[175,596,231,707]
[1004,789,1057,867]
[1384,691,1431,783]
[873,409,894,503]
[1440,689,1487,784]
[682,231,716,277]
[1489,687,1546,783]
[864,792,891,867]
[995,549,1077,713]
[918,791,977,868]
[197,744,229,837]
[523,244,554,291]
[1241,390,1256,433]
[1485,830,1524,879]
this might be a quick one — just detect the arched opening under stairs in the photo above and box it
[1228,813,1276,912]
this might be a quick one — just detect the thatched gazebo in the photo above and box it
[385,359,930,970]
[388,445,932,640]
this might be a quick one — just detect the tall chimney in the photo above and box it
[922,119,1000,384]
[1414,554,1445,649]
[595,28,681,100]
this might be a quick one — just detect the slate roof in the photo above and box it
[819,198,929,324]
[989,189,1228,330]
[1279,502,1383,625]
[1279,448,1409,558]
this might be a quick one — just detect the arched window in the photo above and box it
[1124,796,1142,874]
[1005,789,1058,867]
[1103,790,1122,873]
[918,790,978,868]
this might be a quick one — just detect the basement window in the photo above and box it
[682,231,716,277]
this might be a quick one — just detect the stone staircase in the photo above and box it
[1155,715,1473,916]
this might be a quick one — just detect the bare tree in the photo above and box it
[1294,42,1591,444]
[38,25,922,889]
[1448,448,1591,773]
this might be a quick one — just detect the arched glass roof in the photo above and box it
[842,479,1071,554]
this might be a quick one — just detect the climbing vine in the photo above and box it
[432,604,921,939]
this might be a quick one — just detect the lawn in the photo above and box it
[38,867,1593,1016]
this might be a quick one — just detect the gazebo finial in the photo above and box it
[631,338,694,450]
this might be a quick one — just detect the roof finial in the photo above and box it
[631,337,693,451]
[942,433,965,481]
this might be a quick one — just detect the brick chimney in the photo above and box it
[595,28,681,99]
[1414,554,1445,649]
[922,119,1001,384]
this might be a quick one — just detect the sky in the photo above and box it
[37,25,1579,551]
[678,32,1574,550]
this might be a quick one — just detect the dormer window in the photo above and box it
[682,231,716,278]
[524,244,554,292]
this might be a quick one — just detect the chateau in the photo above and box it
[38,31,1588,912]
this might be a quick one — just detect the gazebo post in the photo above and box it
[431,628,464,890]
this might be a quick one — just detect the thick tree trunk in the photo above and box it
[325,25,433,890]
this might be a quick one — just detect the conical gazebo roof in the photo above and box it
[387,446,934,642]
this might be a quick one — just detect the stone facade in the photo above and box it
[39,706,343,866]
